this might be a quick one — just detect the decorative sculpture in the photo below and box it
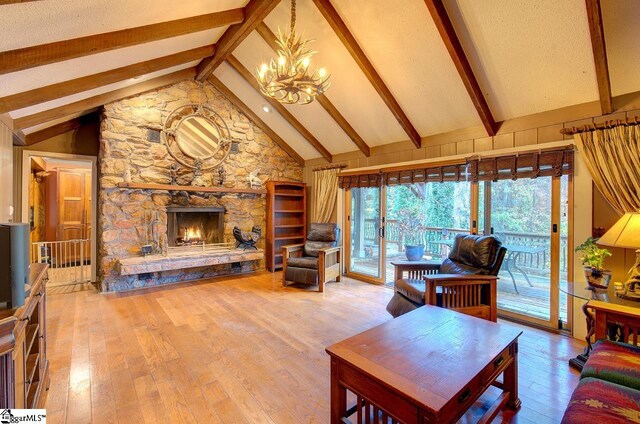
[170,163,179,185]
[233,226,262,250]
[218,166,226,186]
[248,169,262,189]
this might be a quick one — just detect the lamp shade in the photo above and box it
[597,212,640,249]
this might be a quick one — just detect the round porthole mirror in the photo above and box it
[162,104,232,171]
[175,115,221,160]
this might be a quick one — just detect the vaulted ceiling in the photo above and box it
[1,0,638,161]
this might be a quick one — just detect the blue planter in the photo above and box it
[405,245,425,261]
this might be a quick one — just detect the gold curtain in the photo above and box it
[574,125,640,215]
[313,168,339,223]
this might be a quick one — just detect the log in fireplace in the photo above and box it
[166,207,225,246]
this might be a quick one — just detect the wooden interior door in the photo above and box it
[57,170,88,264]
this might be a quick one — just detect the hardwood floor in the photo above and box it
[44,271,583,423]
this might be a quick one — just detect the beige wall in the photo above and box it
[0,122,13,222]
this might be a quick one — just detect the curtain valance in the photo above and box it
[382,164,469,185]
[337,146,574,189]
[466,148,573,182]
[338,173,382,189]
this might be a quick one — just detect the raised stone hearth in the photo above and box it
[117,249,264,276]
[98,79,303,292]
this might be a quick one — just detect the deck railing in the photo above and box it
[362,219,567,274]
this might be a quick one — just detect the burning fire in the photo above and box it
[184,226,202,242]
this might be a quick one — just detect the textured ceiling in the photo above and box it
[0,0,247,50]
[11,62,199,121]
[330,0,482,136]
[445,0,599,121]
[1,0,639,158]
[601,0,640,97]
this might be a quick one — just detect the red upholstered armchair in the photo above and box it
[386,234,506,322]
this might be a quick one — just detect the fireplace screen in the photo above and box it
[166,207,225,246]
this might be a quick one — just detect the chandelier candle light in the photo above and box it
[256,0,330,105]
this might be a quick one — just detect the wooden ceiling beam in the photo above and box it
[585,0,613,115]
[196,0,281,81]
[424,0,498,136]
[312,0,421,149]
[0,113,26,144]
[209,75,305,165]
[24,112,99,146]
[13,68,195,130]
[0,0,41,4]
[0,8,243,75]
[255,22,371,157]
[0,45,214,114]
[226,55,333,162]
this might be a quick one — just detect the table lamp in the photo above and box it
[597,212,640,300]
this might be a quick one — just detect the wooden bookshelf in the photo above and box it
[266,181,306,271]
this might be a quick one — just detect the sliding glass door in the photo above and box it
[344,172,572,329]
[345,186,385,283]
[480,176,570,328]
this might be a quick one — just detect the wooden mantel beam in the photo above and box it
[585,0,613,115]
[0,8,243,75]
[312,0,421,149]
[208,75,305,165]
[424,0,498,136]
[0,45,214,114]
[255,22,371,157]
[226,55,333,162]
[196,0,281,81]
[13,68,195,130]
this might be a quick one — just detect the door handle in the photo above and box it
[379,226,385,239]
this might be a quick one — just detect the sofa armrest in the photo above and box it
[282,243,304,258]
[318,246,341,268]
[588,300,640,343]
[318,246,341,255]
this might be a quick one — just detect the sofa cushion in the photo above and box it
[446,234,501,272]
[561,377,640,424]
[582,340,640,391]
[304,240,335,258]
[395,278,426,305]
[286,257,318,270]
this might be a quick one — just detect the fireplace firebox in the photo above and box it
[166,207,225,246]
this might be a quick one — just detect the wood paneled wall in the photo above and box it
[0,122,13,222]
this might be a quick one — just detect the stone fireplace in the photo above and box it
[97,79,304,292]
[166,206,225,246]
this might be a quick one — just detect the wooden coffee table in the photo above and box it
[326,305,522,423]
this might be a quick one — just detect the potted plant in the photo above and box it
[397,208,428,261]
[575,237,613,289]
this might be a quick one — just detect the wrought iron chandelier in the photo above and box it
[256,0,330,105]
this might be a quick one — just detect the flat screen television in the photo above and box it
[0,223,31,308]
